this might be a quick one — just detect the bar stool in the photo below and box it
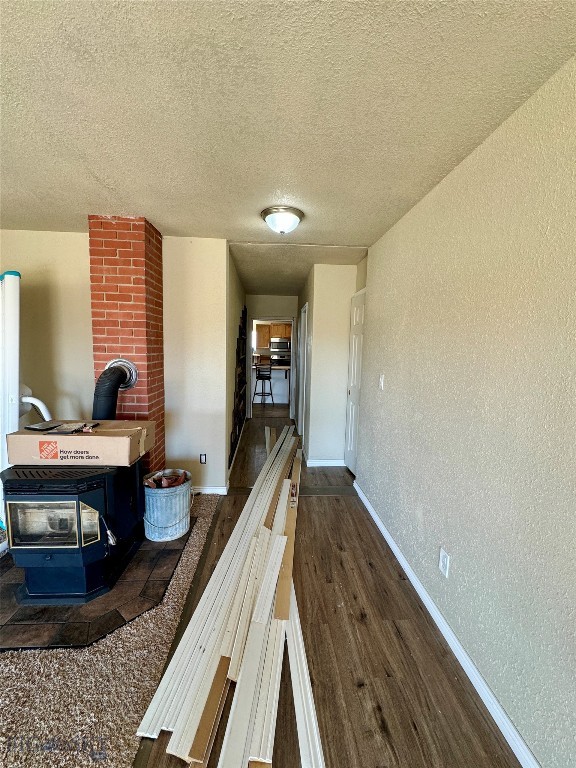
[253,364,274,405]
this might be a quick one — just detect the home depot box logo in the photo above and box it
[39,440,59,460]
[7,421,154,465]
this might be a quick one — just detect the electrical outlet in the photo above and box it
[379,373,385,391]
[200,454,207,464]
[439,547,450,578]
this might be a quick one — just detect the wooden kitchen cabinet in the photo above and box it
[256,322,292,346]
[270,323,283,338]
[270,323,292,338]
[256,324,270,348]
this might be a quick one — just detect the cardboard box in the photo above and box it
[7,420,155,466]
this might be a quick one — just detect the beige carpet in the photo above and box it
[0,494,219,768]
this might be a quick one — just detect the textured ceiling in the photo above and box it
[1,1,575,294]
[229,243,367,295]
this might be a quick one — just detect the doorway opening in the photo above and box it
[248,318,294,419]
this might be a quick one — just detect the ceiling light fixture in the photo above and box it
[261,206,304,234]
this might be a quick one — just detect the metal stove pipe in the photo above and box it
[92,366,128,420]
[92,359,138,420]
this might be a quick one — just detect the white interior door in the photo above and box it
[344,290,365,474]
[297,304,308,443]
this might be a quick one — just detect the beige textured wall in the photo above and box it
[0,230,93,420]
[226,250,246,473]
[356,58,576,768]
[246,294,298,319]
[163,236,228,490]
[356,256,368,291]
[306,264,356,462]
[1,231,235,490]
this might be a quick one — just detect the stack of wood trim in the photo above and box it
[137,425,325,768]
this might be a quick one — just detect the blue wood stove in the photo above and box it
[1,462,144,604]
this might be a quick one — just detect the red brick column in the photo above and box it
[88,215,165,471]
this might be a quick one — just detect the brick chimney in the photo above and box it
[88,216,165,471]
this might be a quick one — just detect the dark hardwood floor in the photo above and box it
[229,403,293,488]
[135,409,520,768]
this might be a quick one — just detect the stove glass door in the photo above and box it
[80,503,100,546]
[7,501,79,548]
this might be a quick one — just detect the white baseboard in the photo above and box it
[353,480,540,768]
[305,459,346,467]
[193,486,228,495]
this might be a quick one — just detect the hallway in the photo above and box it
[137,406,521,768]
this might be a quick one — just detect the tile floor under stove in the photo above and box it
[0,525,194,650]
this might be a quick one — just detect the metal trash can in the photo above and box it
[143,469,192,542]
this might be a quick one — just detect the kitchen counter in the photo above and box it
[253,365,290,370]
[251,365,290,371]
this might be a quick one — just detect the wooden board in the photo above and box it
[218,536,287,767]
[263,441,297,529]
[252,535,287,625]
[189,656,231,765]
[271,480,291,537]
[264,426,277,457]
[275,450,302,620]
[138,428,294,741]
[218,620,269,768]
[274,504,297,621]
[166,477,292,757]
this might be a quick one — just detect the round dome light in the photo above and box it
[261,206,304,234]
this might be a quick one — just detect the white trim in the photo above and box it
[193,486,228,495]
[352,287,367,297]
[252,534,286,624]
[286,582,326,768]
[138,428,295,741]
[249,617,286,763]
[222,537,257,659]
[271,480,291,537]
[229,532,268,682]
[353,481,540,768]
[219,618,267,767]
[305,459,346,467]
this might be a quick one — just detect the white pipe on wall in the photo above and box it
[0,270,21,533]
[20,396,52,421]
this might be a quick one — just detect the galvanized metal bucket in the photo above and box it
[143,469,192,542]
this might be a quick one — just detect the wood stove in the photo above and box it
[1,462,144,604]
